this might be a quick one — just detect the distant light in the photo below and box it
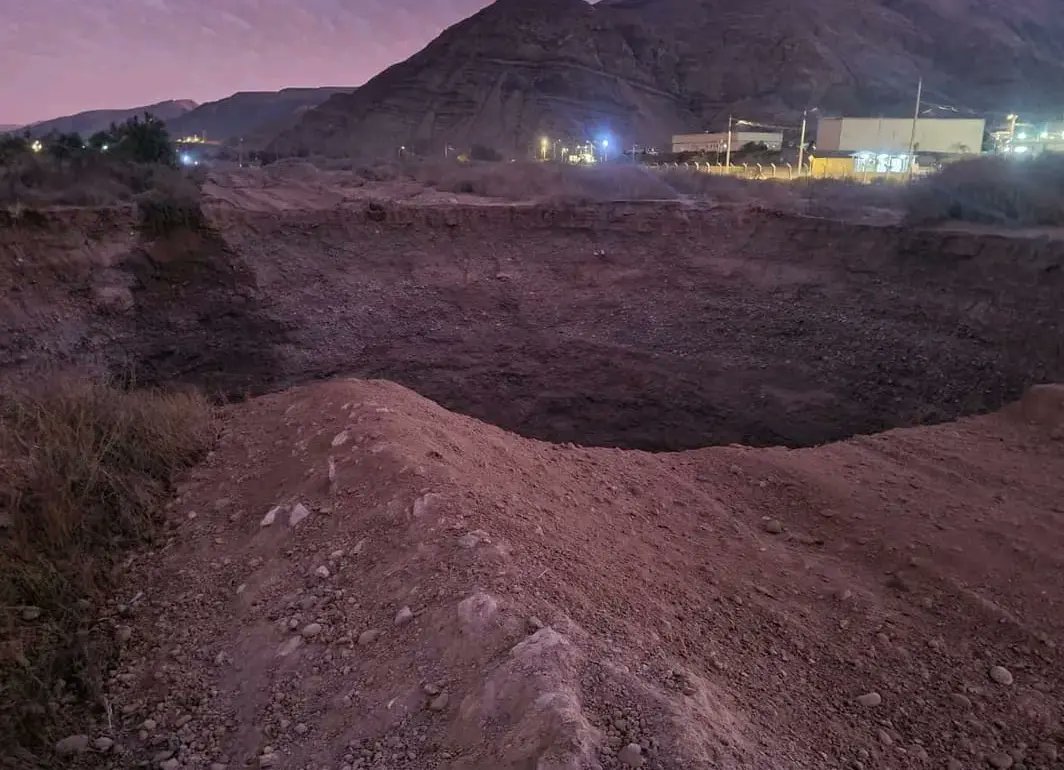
[1014,145,1030,154]
[1040,131,1049,139]
[180,153,193,165]
[102,144,109,151]
[30,139,43,153]
[1017,132,1028,140]
[601,139,609,148]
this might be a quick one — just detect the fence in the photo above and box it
[646,161,802,180]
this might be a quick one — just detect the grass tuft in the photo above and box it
[0,378,214,752]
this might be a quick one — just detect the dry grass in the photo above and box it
[409,161,679,202]
[402,161,906,223]
[906,154,1064,227]
[0,379,214,753]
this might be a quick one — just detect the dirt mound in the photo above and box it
[78,378,1063,769]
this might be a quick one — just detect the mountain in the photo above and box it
[269,0,1064,158]
[269,0,693,158]
[28,100,197,137]
[166,87,354,144]
[0,125,21,134]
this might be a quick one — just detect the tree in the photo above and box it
[47,132,85,163]
[0,133,30,163]
[88,130,114,151]
[112,113,176,166]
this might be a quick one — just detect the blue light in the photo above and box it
[180,153,193,166]
[601,138,610,148]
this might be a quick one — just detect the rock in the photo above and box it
[159,760,180,770]
[332,430,350,447]
[352,538,367,555]
[947,760,963,770]
[315,565,331,579]
[528,616,545,631]
[877,729,893,746]
[856,692,882,707]
[950,693,972,709]
[1038,743,1058,761]
[92,285,134,314]
[763,518,784,535]
[142,719,157,731]
[55,735,90,755]
[457,533,480,548]
[301,623,323,638]
[260,506,281,527]
[276,636,303,657]
[423,683,442,695]
[987,753,1014,769]
[394,606,414,627]
[93,737,114,752]
[210,765,228,770]
[289,503,312,527]
[115,625,132,643]
[21,606,41,621]
[988,666,1013,685]
[358,629,381,645]
[259,754,278,768]
[429,692,450,711]
[330,549,345,560]
[618,743,644,767]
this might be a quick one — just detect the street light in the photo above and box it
[600,138,610,162]
[540,136,549,161]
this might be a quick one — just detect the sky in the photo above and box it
[0,0,493,126]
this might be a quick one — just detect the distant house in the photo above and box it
[672,131,783,154]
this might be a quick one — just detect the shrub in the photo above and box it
[135,168,206,235]
[469,144,502,162]
[0,379,214,751]
[906,154,1064,227]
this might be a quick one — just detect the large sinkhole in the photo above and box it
[114,211,1064,452]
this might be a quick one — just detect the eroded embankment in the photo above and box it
[2,201,1063,449]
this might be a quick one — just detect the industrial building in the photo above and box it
[672,131,783,154]
[1002,120,1064,156]
[810,117,985,179]
[816,117,985,155]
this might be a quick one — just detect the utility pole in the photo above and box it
[906,76,923,181]
[797,110,808,177]
[725,114,733,169]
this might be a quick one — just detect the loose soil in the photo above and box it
[70,377,1064,769]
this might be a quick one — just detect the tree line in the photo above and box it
[0,113,177,166]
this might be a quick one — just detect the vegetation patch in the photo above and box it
[906,154,1064,227]
[0,379,214,754]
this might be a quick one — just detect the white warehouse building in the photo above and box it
[672,131,783,154]
[816,117,986,155]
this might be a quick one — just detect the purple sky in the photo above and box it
[1,0,493,125]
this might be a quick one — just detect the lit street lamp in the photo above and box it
[600,138,610,162]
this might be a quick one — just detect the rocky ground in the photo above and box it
[47,378,1064,769]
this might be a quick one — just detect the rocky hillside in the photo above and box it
[270,0,1064,157]
[27,100,197,137]
[167,87,354,144]
[269,0,696,158]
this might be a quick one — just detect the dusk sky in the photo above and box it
[1,0,493,126]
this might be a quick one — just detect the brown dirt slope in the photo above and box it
[87,378,1064,769]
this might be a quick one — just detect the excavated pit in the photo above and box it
[2,202,1063,450]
